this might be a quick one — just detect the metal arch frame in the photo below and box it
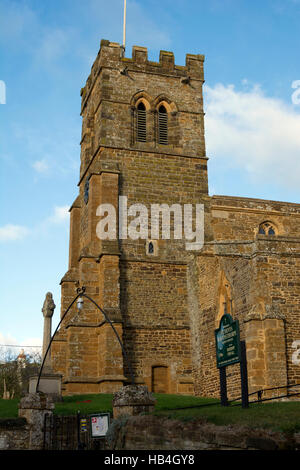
[36,287,135,393]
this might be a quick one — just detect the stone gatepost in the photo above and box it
[18,392,54,450]
[112,385,156,419]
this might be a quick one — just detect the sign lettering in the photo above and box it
[215,313,241,368]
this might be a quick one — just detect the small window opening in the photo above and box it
[148,241,154,254]
[136,102,146,142]
[258,222,276,236]
[158,105,168,145]
[146,239,157,256]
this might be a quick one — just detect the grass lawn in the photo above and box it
[154,396,300,434]
[54,393,113,416]
[0,393,299,433]
[0,398,20,419]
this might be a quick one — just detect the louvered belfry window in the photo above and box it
[158,105,168,145]
[136,101,147,142]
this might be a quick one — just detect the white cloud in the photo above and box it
[0,205,69,243]
[48,206,70,224]
[204,83,300,188]
[0,0,74,67]
[0,332,18,346]
[0,1,37,43]
[0,224,30,242]
[0,332,42,361]
[0,332,41,348]
[20,338,42,356]
[13,123,79,177]
[32,158,49,174]
[34,28,73,64]
[29,205,70,234]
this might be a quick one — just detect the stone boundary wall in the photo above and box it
[1,414,300,451]
[0,418,30,450]
[107,415,300,451]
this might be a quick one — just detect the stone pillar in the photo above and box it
[42,292,56,370]
[112,385,156,419]
[18,393,54,450]
[29,293,62,399]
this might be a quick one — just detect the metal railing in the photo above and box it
[231,383,300,406]
[156,383,300,412]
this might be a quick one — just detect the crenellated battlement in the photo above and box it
[101,39,204,73]
[80,39,205,104]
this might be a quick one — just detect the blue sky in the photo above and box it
[1,0,300,352]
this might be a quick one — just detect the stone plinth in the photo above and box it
[29,371,62,401]
[18,392,54,450]
[112,385,156,419]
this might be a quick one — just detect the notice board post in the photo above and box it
[215,309,249,408]
[239,340,249,408]
[219,366,228,406]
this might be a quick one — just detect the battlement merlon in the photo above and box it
[80,39,205,103]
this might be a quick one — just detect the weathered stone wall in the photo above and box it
[1,414,299,451]
[192,195,300,399]
[211,195,300,240]
[107,415,300,450]
[192,251,254,399]
[0,418,29,450]
[123,328,194,394]
[120,261,188,327]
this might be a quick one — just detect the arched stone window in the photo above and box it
[157,104,168,145]
[130,92,152,145]
[258,221,277,236]
[136,101,147,142]
[153,96,177,146]
[216,271,232,327]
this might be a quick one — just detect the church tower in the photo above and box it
[51,40,210,395]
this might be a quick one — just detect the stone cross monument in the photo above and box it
[28,292,62,400]
[42,292,56,371]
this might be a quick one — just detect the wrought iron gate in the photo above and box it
[43,413,107,450]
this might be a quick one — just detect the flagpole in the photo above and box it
[123,0,127,51]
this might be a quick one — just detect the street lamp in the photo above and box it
[77,297,84,311]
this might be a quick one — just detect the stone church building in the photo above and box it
[51,40,300,399]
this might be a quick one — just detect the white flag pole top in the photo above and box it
[123,0,127,50]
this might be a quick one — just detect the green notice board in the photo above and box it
[215,313,241,368]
